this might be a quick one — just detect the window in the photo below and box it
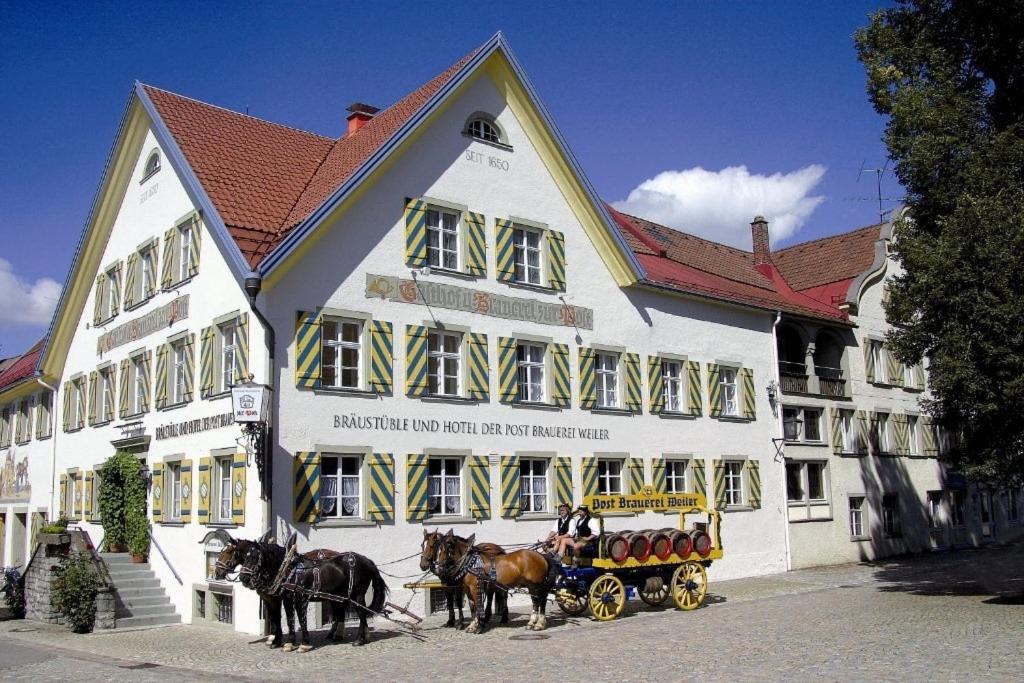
[100,367,115,423]
[785,462,803,502]
[213,593,233,624]
[881,494,901,537]
[216,457,232,523]
[662,361,683,413]
[425,208,458,270]
[596,353,619,409]
[428,457,462,516]
[141,248,155,301]
[783,407,822,443]
[517,343,545,402]
[519,458,548,513]
[840,410,855,453]
[427,331,460,396]
[37,391,52,438]
[467,118,500,143]
[220,323,237,391]
[724,461,744,506]
[0,407,10,447]
[664,459,688,494]
[66,473,78,519]
[597,459,623,495]
[132,356,146,415]
[871,341,885,383]
[322,318,362,390]
[907,415,920,455]
[16,400,30,444]
[783,408,800,442]
[168,462,182,521]
[106,265,120,320]
[926,491,943,530]
[320,455,362,518]
[73,377,86,429]
[172,340,187,404]
[513,227,542,285]
[143,151,160,179]
[950,490,966,527]
[719,367,739,416]
[874,413,890,454]
[786,460,828,505]
[849,496,866,538]
[179,223,195,282]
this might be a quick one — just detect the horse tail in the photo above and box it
[543,555,561,590]
[368,564,389,615]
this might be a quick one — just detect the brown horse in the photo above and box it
[436,530,558,633]
[419,529,508,628]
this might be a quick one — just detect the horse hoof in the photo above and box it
[353,640,367,647]
[269,642,282,649]
[282,643,295,652]
[297,644,313,653]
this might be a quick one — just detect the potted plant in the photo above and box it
[126,513,151,563]
[97,452,146,553]
[37,517,71,547]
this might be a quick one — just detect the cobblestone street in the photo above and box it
[1,544,1021,682]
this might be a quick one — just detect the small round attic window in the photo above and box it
[468,118,500,143]
[142,151,161,180]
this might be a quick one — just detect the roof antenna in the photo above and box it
[245,104,250,115]
[857,160,890,224]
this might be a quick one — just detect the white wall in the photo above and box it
[267,71,788,615]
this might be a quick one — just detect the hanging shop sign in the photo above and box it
[155,412,234,441]
[585,487,708,514]
[97,295,189,354]
[365,274,593,330]
[332,412,609,441]
[231,383,271,423]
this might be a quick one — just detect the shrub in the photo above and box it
[126,513,151,557]
[52,552,99,633]
[98,452,146,551]
[1,567,26,619]
[40,517,69,534]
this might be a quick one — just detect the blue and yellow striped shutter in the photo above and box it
[495,218,516,281]
[235,313,250,383]
[554,457,573,506]
[829,408,844,454]
[578,347,596,409]
[692,459,706,499]
[145,247,157,298]
[83,471,94,520]
[200,327,215,398]
[405,453,430,521]
[295,311,322,390]
[885,347,902,387]
[197,457,212,524]
[141,350,152,412]
[627,457,644,494]
[152,462,164,522]
[856,410,870,454]
[740,367,756,420]
[180,459,193,523]
[92,274,105,325]
[231,453,246,524]
[863,343,876,383]
[368,320,394,394]
[497,336,517,403]
[652,458,666,494]
[467,332,490,401]
[367,452,395,523]
[648,356,664,414]
[686,361,702,416]
[154,344,168,410]
[921,417,939,456]
[551,343,571,408]
[61,383,71,433]
[293,452,320,523]
[187,218,201,278]
[746,460,761,509]
[914,364,926,390]
[110,263,121,315]
[467,455,491,520]
[464,211,487,276]
[405,325,429,397]
[546,229,566,291]
[706,363,721,417]
[118,360,130,418]
[712,460,727,510]
[581,457,598,499]
[500,455,520,517]
[161,228,175,289]
[183,334,195,402]
[404,198,429,267]
[124,252,138,309]
[59,474,67,518]
[87,371,98,426]
[624,352,642,413]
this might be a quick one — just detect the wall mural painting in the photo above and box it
[0,450,31,502]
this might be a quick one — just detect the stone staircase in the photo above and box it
[100,553,181,628]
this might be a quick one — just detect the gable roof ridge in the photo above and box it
[616,210,757,258]
[774,221,883,254]
[139,83,334,142]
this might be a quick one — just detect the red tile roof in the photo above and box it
[772,223,882,291]
[0,338,44,392]
[145,47,478,267]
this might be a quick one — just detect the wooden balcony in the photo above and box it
[779,361,808,394]
[815,366,846,398]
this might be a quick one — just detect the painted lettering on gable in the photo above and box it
[464,149,509,172]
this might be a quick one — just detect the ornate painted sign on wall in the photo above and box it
[0,450,30,503]
[97,294,190,354]
[365,274,593,329]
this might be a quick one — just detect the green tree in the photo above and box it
[856,0,1024,485]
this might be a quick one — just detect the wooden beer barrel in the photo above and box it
[649,531,674,561]
[690,528,712,557]
[669,530,692,558]
[603,532,630,563]
[627,532,653,562]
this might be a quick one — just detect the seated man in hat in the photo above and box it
[541,503,576,556]
[553,506,600,561]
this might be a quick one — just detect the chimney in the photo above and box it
[751,215,771,266]
[346,102,380,136]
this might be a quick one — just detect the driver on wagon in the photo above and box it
[542,503,576,553]
[552,505,599,560]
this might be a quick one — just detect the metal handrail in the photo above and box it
[150,533,183,585]
[778,360,806,375]
[814,365,844,380]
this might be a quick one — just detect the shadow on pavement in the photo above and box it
[869,541,1024,601]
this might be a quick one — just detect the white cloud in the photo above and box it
[0,258,61,327]
[612,164,827,249]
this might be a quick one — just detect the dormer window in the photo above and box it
[142,150,161,182]
[468,118,499,143]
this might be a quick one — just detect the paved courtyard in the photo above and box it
[1,543,1021,682]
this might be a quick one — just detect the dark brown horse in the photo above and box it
[436,530,558,633]
[419,529,508,628]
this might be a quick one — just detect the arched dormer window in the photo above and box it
[463,112,510,149]
[142,150,161,182]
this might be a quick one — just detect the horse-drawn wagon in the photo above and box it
[552,487,722,621]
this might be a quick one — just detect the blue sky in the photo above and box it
[0,1,900,356]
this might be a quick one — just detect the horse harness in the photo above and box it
[439,542,503,623]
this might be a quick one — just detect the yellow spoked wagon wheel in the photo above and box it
[554,588,588,616]
[588,574,626,621]
[637,577,670,606]
[671,561,708,611]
